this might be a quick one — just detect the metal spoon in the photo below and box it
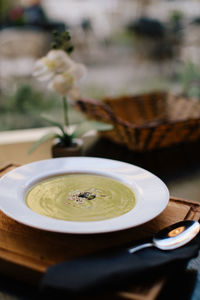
[128,220,200,254]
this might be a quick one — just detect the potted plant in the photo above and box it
[29,31,112,157]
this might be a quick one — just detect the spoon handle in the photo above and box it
[128,242,153,254]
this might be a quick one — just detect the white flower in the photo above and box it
[33,59,54,81]
[51,63,86,96]
[46,50,74,72]
[33,50,74,81]
[52,64,85,97]
[52,72,75,95]
[33,49,86,97]
[68,63,86,81]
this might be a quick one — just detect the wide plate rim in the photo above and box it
[0,157,169,234]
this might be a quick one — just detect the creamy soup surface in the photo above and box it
[26,174,136,221]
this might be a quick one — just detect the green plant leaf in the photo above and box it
[28,132,57,154]
[41,114,66,136]
[72,120,113,138]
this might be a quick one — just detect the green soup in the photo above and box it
[26,174,136,222]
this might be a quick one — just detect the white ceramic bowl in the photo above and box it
[0,157,169,234]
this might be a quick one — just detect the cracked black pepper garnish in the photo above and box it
[78,192,96,200]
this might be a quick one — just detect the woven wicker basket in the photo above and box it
[76,91,200,152]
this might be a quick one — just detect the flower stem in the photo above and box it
[61,96,72,146]
[63,96,69,127]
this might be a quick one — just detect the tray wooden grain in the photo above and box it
[0,162,200,300]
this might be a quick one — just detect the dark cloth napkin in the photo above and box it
[41,234,200,297]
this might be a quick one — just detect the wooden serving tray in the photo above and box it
[0,162,200,300]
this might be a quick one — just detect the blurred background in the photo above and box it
[1,0,200,131]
